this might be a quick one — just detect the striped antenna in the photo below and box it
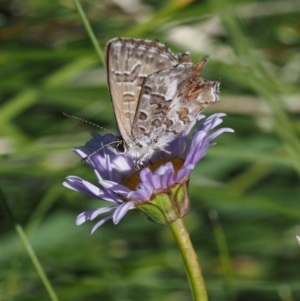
[63,112,116,136]
[81,140,125,162]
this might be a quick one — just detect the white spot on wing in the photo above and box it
[165,79,178,99]
[123,91,135,96]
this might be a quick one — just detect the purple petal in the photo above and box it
[207,128,234,141]
[136,181,152,198]
[74,133,135,181]
[159,173,169,189]
[85,133,116,154]
[76,206,118,225]
[128,189,150,201]
[110,154,135,176]
[152,175,163,190]
[164,163,176,186]
[185,131,207,158]
[139,168,153,183]
[63,176,105,199]
[74,148,88,159]
[185,144,207,167]
[191,114,222,138]
[64,176,126,203]
[94,169,104,182]
[139,168,159,191]
[93,149,133,180]
[99,180,132,196]
[176,164,194,182]
[112,201,134,224]
[185,114,206,135]
[93,152,113,180]
[154,162,173,189]
[133,178,153,199]
[90,215,113,234]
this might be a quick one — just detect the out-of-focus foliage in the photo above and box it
[1,0,300,300]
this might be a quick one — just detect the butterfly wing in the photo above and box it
[106,38,179,144]
[131,58,220,145]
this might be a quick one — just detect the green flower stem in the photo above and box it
[170,218,208,301]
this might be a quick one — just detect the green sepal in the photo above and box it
[136,182,190,225]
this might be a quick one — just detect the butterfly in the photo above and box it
[106,37,220,164]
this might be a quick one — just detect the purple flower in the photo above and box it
[63,113,233,233]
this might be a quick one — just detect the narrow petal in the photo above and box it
[145,171,158,190]
[76,206,118,225]
[139,168,158,192]
[139,168,153,183]
[94,169,104,182]
[134,181,153,199]
[112,201,134,224]
[164,116,205,158]
[90,215,113,234]
[152,175,162,190]
[93,152,113,180]
[207,128,234,141]
[64,176,124,203]
[128,189,150,201]
[74,148,88,159]
[63,176,104,199]
[185,114,206,135]
[185,145,207,167]
[155,162,174,189]
[100,180,132,196]
[74,132,135,181]
[159,173,169,189]
[164,164,176,186]
[110,154,135,176]
[155,164,167,175]
[185,131,207,157]
[176,164,194,182]
[165,136,186,158]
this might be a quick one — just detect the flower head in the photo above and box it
[63,113,233,233]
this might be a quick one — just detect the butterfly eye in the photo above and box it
[116,142,126,153]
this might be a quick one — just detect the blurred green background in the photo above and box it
[1,0,300,300]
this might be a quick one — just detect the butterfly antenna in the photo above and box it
[81,140,122,162]
[63,112,116,136]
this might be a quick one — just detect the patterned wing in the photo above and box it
[106,38,180,143]
[132,58,220,144]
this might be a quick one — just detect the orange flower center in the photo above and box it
[124,157,185,190]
